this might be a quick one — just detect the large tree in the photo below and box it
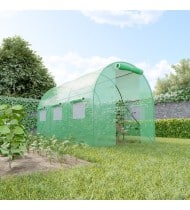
[154,58,190,95]
[0,36,55,99]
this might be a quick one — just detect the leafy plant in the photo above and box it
[0,104,27,168]
[27,134,88,165]
[55,140,73,165]
[0,95,39,132]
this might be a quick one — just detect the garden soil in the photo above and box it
[0,152,90,177]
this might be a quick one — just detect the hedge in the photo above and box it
[155,118,190,138]
[0,95,39,132]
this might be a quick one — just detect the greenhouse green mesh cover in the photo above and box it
[37,61,155,146]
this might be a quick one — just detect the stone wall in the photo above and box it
[155,101,190,119]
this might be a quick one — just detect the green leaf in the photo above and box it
[11,148,21,154]
[12,105,23,111]
[13,113,22,120]
[0,147,9,155]
[0,125,10,134]
[5,108,12,116]
[11,142,20,148]
[10,119,19,125]
[0,104,9,110]
[14,136,26,142]
[0,118,4,125]
[1,142,10,149]
[13,126,24,135]
[19,145,26,152]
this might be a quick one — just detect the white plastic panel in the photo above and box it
[73,102,85,119]
[40,110,46,121]
[53,106,62,121]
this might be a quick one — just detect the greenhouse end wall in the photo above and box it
[37,61,155,146]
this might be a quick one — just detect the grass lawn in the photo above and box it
[1,137,190,200]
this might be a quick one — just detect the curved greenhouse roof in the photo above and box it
[39,61,144,109]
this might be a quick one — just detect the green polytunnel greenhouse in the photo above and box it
[37,61,155,146]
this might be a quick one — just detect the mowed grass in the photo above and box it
[1,137,190,200]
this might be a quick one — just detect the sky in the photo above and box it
[0,9,190,90]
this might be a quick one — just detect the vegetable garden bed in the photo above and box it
[0,152,90,177]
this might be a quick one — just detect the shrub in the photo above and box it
[154,87,190,104]
[155,118,190,138]
[0,95,39,132]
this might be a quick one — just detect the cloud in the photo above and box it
[0,11,18,21]
[137,60,173,89]
[43,52,173,91]
[0,11,18,42]
[43,52,120,86]
[81,10,163,28]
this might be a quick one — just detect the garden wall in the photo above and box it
[155,101,190,119]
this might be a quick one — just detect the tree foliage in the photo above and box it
[0,36,56,99]
[154,58,190,95]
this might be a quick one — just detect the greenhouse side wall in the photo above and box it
[139,75,155,142]
[93,66,117,146]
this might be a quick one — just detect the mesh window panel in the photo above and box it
[53,106,62,120]
[73,102,85,119]
[40,110,46,121]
